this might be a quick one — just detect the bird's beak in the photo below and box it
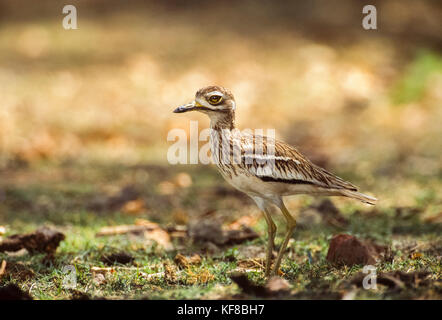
[173,101,201,113]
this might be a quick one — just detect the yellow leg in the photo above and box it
[273,202,296,276]
[262,209,276,277]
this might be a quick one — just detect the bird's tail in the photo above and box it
[339,190,378,205]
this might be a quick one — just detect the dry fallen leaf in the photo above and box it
[164,262,178,284]
[144,229,173,251]
[122,199,146,215]
[174,253,202,268]
[189,253,202,265]
[411,252,423,260]
[174,253,189,268]
[0,227,65,255]
[97,219,173,251]
[227,215,259,230]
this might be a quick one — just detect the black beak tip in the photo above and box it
[173,107,182,113]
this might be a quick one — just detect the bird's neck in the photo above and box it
[209,111,235,131]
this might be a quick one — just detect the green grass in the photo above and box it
[0,162,440,300]
[392,50,442,105]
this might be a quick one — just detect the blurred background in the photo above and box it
[0,0,441,300]
[0,0,441,221]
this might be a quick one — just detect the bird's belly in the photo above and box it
[218,164,326,198]
[218,166,280,197]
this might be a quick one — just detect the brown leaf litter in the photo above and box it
[233,245,271,272]
[174,253,202,268]
[121,198,147,215]
[326,234,390,266]
[230,273,291,298]
[0,227,65,256]
[188,218,259,246]
[164,262,178,284]
[185,269,215,285]
[2,261,35,281]
[96,218,173,251]
[0,284,32,300]
[136,219,173,250]
[227,215,259,230]
[236,258,265,270]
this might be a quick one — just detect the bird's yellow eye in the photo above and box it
[208,95,222,105]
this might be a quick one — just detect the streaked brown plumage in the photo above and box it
[174,85,377,276]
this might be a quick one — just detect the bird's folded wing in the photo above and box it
[238,134,358,191]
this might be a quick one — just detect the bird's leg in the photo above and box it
[262,208,276,277]
[273,203,296,276]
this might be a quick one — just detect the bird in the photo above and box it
[173,85,377,276]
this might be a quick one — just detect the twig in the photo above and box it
[0,260,6,278]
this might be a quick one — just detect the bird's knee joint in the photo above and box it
[270,222,277,234]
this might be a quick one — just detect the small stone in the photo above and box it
[326,234,384,266]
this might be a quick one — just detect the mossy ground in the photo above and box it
[0,162,440,300]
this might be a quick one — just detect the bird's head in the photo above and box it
[173,86,236,116]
